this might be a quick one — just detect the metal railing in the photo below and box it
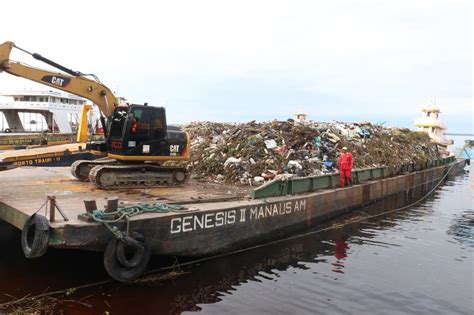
[251,156,457,199]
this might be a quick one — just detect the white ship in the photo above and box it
[414,105,454,156]
[0,90,87,134]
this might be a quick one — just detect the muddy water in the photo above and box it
[0,164,472,314]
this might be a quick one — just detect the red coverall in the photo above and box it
[338,151,353,187]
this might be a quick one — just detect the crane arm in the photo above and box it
[0,41,117,117]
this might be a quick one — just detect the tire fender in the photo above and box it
[116,235,145,268]
[103,231,151,282]
[21,214,50,258]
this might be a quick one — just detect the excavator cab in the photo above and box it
[107,105,188,160]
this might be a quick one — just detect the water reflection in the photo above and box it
[162,187,445,313]
[331,237,349,274]
[447,210,474,248]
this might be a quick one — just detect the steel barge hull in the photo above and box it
[0,158,467,257]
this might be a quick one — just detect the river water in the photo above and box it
[0,164,472,314]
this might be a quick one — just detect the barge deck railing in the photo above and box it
[252,156,457,199]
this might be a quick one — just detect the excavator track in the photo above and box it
[89,164,189,189]
[71,158,116,181]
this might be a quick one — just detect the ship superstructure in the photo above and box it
[0,90,86,133]
[415,105,453,156]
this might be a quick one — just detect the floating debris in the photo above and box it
[0,293,92,314]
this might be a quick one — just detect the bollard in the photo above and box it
[106,197,119,213]
[48,195,56,222]
[84,199,98,213]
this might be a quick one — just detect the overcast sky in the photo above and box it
[0,0,472,132]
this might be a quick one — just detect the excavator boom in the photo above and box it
[0,41,117,117]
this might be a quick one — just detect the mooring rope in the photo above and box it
[85,203,184,240]
[0,159,465,309]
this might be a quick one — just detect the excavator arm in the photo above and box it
[0,41,117,117]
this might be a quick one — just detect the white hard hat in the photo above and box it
[342,146,348,150]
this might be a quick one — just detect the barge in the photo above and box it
[0,133,76,150]
[0,156,468,281]
[0,142,99,171]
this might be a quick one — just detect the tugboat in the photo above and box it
[415,104,454,157]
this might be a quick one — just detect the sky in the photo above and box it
[0,0,472,132]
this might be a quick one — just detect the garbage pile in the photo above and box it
[182,120,440,185]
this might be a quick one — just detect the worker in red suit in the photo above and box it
[338,146,353,187]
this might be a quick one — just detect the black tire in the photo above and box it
[103,231,151,282]
[21,214,50,258]
[4,128,11,133]
[116,235,145,268]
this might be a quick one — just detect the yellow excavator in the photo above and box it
[0,41,189,188]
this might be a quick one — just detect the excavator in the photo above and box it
[0,41,189,188]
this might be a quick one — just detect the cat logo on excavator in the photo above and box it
[41,75,71,87]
